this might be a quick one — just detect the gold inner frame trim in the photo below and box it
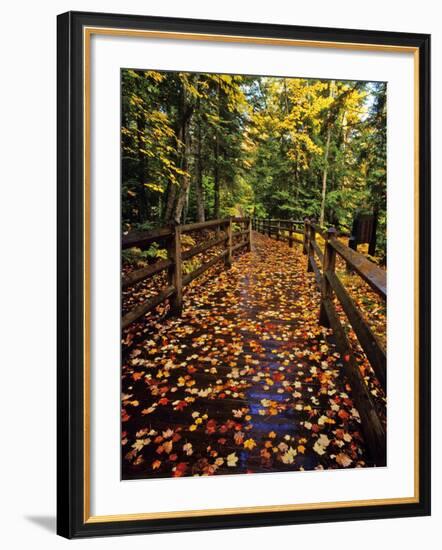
[83,26,420,524]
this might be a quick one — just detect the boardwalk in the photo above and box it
[122,232,373,479]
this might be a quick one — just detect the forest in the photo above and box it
[120,69,388,479]
[121,69,386,258]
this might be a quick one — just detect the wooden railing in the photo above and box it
[252,218,304,247]
[122,217,251,330]
[255,217,387,466]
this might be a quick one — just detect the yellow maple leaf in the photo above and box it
[244,438,256,450]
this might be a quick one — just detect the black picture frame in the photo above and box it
[57,10,431,539]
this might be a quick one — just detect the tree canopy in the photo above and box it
[121,70,386,257]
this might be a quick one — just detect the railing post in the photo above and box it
[288,221,293,248]
[247,217,252,252]
[346,236,357,273]
[225,217,233,267]
[267,217,271,237]
[276,219,280,241]
[168,223,183,316]
[319,227,337,327]
[307,219,317,272]
[303,218,310,256]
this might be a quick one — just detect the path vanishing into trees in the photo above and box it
[122,231,385,479]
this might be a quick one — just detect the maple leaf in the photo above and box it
[183,442,193,456]
[132,438,151,452]
[281,447,297,464]
[336,453,353,467]
[313,434,331,456]
[243,438,256,450]
[163,440,173,454]
[227,453,238,467]
[173,462,188,477]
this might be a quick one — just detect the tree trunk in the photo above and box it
[195,97,205,222]
[164,180,177,223]
[174,125,191,223]
[135,115,149,223]
[319,80,335,227]
[213,77,221,219]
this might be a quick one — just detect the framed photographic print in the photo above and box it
[57,11,431,538]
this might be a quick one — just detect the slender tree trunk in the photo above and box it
[164,180,177,223]
[174,125,191,223]
[195,97,205,222]
[319,80,335,227]
[213,77,221,219]
[136,115,149,223]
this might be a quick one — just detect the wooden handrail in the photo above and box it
[181,218,229,232]
[122,227,173,249]
[122,285,175,329]
[122,217,252,328]
[325,270,386,388]
[182,251,228,286]
[182,233,227,261]
[122,259,172,289]
[329,238,386,299]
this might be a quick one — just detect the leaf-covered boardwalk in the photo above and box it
[122,232,372,479]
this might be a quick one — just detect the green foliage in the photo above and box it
[182,257,201,275]
[121,70,387,259]
[180,234,196,249]
[122,245,167,268]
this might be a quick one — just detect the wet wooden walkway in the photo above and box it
[122,232,370,479]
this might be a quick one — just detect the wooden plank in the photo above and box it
[303,219,309,255]
[288,234,304,247]
[122,285,175,329]
[309,255,322,288]
[326,271,386,390]
[232,229,249,238]
[321,297,386,466]
[181,234,227,261]
[311,240,324,263]
[168,225,183,314]
[182,251,228,286]
[232,240,248,253]
[180,218,228,232]
[226,218,233,267]
[311,223,327,238]
[329,238,386,299]
[122,227,172,249]
[122,259,172,289]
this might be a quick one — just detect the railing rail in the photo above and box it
[252,217,304,247]
[301,220,387,390]
[122,217,252,329]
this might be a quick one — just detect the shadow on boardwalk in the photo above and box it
[122,232,371,479]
